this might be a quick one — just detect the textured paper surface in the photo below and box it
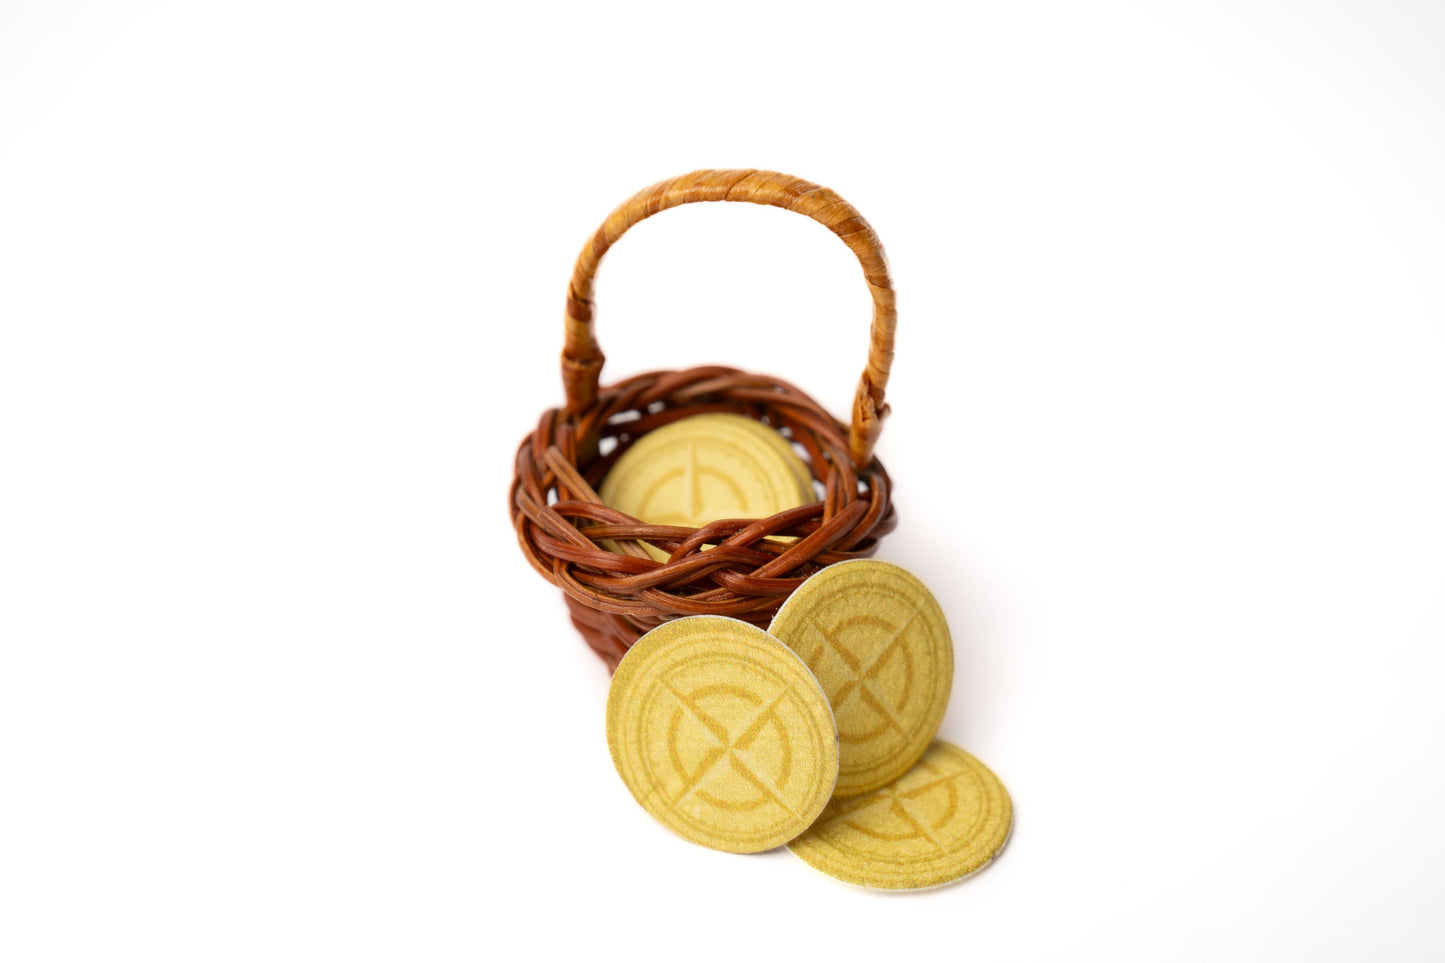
[606,616,839,854]
[788,740,1012,890]
[598,413,814,562]
[769,559,953,796]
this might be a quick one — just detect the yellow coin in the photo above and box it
[598,413,815,562]
[606,615,839,854]
[768,559,953,797]
[788,740,1012,890]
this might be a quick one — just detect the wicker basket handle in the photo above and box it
[562,169,896,468]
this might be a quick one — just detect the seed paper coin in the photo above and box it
[768,559,953,796]
[598,413,815,562]
[606,615,840,854]
[788,740,1012,890]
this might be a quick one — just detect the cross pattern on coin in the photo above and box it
[769,560,953,797]
[660,680,803,818]
[598,413,815,562]
[798,610,919,743]
[788,740,1013,890]
[607,616,839,854]
[638,444,733,528]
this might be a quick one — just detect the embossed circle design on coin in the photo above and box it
[768,559,953,797]
[598,413,815,562]
[606,615,840,854]
[788,740,1012,890]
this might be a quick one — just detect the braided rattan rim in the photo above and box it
[511,170,899,669]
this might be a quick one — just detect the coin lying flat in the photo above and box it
[768,559,953,797]
[598,413,815,562]
[606,615,839,854]
[788,740,1012,890]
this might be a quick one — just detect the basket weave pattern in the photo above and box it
[510,170,899,669]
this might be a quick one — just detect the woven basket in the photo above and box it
[510,169,899,670]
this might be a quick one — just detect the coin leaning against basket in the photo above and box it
[507,169,1012,889]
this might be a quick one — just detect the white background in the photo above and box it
[3,1,1443,959]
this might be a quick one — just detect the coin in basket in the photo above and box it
[598,413,814,562]
[788,740,1012,890]
[606,615,839,854]
[768,559,953,797]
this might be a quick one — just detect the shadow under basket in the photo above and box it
[509,169,900,671]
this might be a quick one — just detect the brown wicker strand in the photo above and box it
[513,368,896,669]
[560,169,895,468]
